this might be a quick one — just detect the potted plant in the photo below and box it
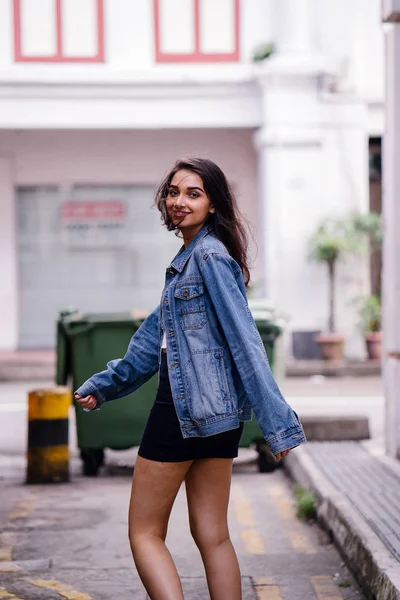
[308,218,350,361]
[350,212,382,297]
[348,212,382,359]
[356,294,382,360]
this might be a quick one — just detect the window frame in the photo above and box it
[13,0,105,63]
[154,0,240,63]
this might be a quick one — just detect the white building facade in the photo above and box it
[0,0,384,353]
[382,0,400,459]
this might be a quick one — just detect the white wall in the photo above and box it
[0,0,384,106]
[0,0,384,357]
[383,22,400,458]
[106,0,154,69]
[316,0,384,101]
[0,0,155,70]
[0,0,275,73]
[0,158,18,350]
[258,126,370,358]
[0,128,259,349]
[256,56,371,359]
[240,0,276,63]
[0,129,257,200]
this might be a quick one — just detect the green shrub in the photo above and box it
[293,484,317,520]
[252,42,275,62]
[354,294,381,332]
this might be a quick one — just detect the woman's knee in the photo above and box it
[128,524,167,553]
[190,520,229,552]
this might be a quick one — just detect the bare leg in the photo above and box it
[128,456,193,600]
[185,458,242,600]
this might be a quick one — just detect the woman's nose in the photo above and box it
[175,195,185,206]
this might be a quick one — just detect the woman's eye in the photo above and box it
[168,189,178,197]
[189,193,199,199]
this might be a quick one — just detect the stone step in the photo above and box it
[286,359,381,378]
[301,415,370,441]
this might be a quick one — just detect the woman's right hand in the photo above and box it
[74,393,97,410]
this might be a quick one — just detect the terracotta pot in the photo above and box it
[364,331,382,360]
[314,333,345,361]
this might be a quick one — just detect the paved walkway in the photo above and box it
[307,441,400,561]
[286,441,400,600]
[0,460,365,600]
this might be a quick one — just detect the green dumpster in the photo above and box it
[239,318,283,472]
[57,309,283,475]
[56,310,158,475]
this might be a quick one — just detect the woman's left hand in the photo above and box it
[74,393,97,410]
[274,450,290,461]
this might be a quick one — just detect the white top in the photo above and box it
[161,330,167,349]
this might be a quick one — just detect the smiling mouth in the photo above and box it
[173,212,190,217]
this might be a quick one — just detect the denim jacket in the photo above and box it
[75,225,306,455]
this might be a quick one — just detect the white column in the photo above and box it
[0,157,18,350]
[277,0,315,55]
[254,65,370,357]
[254,69,324,315]
[382,23,400,459]
[253,128,283,301]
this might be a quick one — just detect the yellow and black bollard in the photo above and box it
[26,388,71,484]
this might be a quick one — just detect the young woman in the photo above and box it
[75,157,306,600]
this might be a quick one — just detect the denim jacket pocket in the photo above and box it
[213,348,233,405]
[184,348,234,422]
[174,282,206,330]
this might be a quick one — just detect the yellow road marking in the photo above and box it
[267,484,316,554]
[0,533,15,563]
[253,577,274,585]
[59,592,92,600]
[254,579,284,600]
[240,529,265,554]
[0,588,24,600]
[0,548,13,562]
[8,496,36,521]
[231,485,265,554]
[231,485,255,527]
[30,580,93,600]
[311,575,344,600]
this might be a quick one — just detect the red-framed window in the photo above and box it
[13,0,105,63]
[154,0,240,63]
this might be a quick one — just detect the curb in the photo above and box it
[284,446,400,600]
[285,359,381,378]
[0,365,55,382]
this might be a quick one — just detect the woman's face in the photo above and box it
[166,170,215,233]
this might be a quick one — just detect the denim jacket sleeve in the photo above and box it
[199,251,306,455]
[74,305,160,409]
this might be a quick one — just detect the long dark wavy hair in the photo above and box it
[155,157,250,286]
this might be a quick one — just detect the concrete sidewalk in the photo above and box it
[285,441,400,600]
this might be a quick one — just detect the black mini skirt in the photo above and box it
[138,351,243,463]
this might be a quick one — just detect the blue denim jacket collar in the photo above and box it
[169,224,212,273]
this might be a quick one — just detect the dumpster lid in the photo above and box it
[59,309,149,326]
